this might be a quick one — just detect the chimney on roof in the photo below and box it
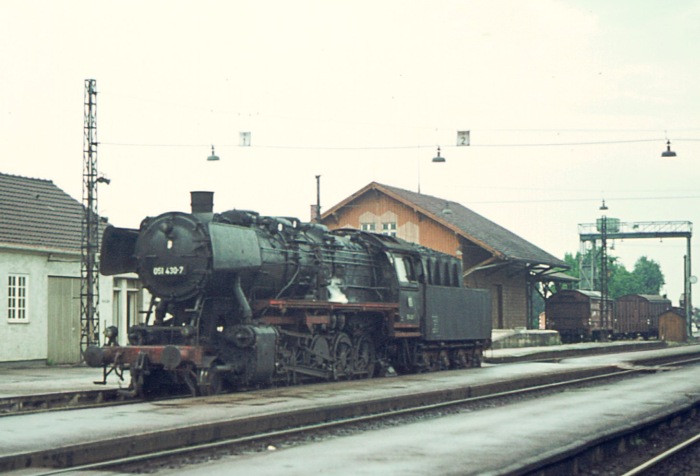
[191,191,214,214]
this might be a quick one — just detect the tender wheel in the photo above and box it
[419,350,440,373]
[353,334,376,378]
[332,333,353,380]
[453,349,469,369]
[471,349,483,368]
[438,350,450,370]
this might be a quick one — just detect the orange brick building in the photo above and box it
[321,182,568,329]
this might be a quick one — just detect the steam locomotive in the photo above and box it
[86,192,492,397]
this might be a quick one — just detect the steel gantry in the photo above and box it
[578,220,693,336]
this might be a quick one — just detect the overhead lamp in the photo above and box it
[442,201,453,215]
[432,146,446,163]
[661,139,677,157]
[207,145,220,161]
[599,199,608,211]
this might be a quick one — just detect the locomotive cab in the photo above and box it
[388,251,423,325]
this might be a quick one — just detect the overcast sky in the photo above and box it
[2,0,699,302]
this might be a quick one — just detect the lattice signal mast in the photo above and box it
[81,79,101,357]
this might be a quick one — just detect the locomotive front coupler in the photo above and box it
[89,349,126,385]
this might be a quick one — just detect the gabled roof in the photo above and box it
[0,172,85,253]
[323,182,567,270]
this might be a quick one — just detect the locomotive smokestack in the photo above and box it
[191,191,214,214]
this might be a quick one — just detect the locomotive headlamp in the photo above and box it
[160,220,174,237]
[103,325,118,345]
[104,325,118,339]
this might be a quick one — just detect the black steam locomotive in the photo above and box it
[86,192,492,396]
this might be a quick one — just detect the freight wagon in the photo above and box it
[545,290,614,343]
[614,294,671,339]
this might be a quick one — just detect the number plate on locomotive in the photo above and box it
[152,265,186,276]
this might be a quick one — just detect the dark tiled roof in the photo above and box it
[0,172,84,253]
[324,182,567,269]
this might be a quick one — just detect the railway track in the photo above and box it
[0,388,131,416]
[621,431,700,476]
[543,396,700,476]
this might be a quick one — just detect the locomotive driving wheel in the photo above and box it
[331,333,353,380]
[352,334,376,378]
[282,341,303,385]
[306,335,331,373]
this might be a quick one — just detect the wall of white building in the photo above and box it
[0,248,115,363]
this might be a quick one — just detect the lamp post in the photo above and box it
[599,200,609,332]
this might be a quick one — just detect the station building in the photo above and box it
[321,182,569,329]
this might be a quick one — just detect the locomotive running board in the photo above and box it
[254,299,399,313]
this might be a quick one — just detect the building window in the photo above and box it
[361,222,376,232]
[382,222,397,237]
[7,275,28,322]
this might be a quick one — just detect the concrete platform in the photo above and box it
[490,328,561,348]
[0,339,675,399]
[484,339,667,363]
[0,363,122,399]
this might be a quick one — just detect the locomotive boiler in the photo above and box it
[86,192,492,396]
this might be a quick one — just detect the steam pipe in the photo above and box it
[233,274,252,321]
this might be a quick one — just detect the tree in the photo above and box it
[563,252,579,279]
[629,256,665,295]
[607,258,634,298]
[561,251,665,299]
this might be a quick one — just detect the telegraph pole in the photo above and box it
[599,201,609,331]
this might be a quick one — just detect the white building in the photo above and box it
[0,173,143,364]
